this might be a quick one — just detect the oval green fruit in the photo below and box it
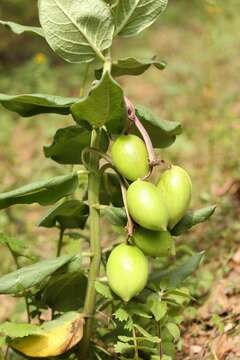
[157,165,192,229]
[127,180,168,231]
[134,228,175,257]
[106,244,148,302]
[111,134,149,181]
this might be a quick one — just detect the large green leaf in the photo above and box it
[101,206,127,227]
[44,126,109,165]
[0,255,74,295]
[132,105,182,148]
[40,272,87,311]
[38,200,89,229]
[149,252,205,288]
[0,93,78,117]
[113,0,168,37]
[38,0,114,63]
[0,20,44,38]
[71,71,126,133]
[0,173,78,210]
[171,205,216,236]
[96,57,167,78]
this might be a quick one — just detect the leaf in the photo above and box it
[38,200,89,230]
[0,173,79,210]
[114,308,129,322]
[0,323,41,338]
[0,20,44,38]
[134,324,160,343]
[166,323,180,340]
[101,206,127,227]
[0,93,78,117]
[0,255,74,295]
[0,233,25,255]
[100,173,123,207]
[149,252,205,288]
[96,57,167,78]
[38,0,114,63]
[147,294,167,321]
[132,105,182,148]
[44,126,109,165]
[113,0,168,37]
[71,71,126,133]
[41,272,87,311]
[171,205,216,236]
[8,312,84,357]
[95,281,113,300]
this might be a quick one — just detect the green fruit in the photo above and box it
[127,180,168,231]
[106,244,148,302]
[111,134,149,181]
[157,165,192,229]
[134,228,175,257]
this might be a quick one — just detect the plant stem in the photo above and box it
[133,326,139,360]
[56,227,65,257]
[156,321,163,358]
[7,245,31,323]
[81,129,102,358]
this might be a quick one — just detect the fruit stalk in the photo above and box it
[125,97,156,167]
[81,129,102,358]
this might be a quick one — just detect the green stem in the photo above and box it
[156,321,163,358]
[81,129,102,358]
[7,246,31,323]
[133,326,139,360]
[56,228,65,257]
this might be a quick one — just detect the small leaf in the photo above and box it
[38,200,89,230]
[0,323,41,338]
[147,294,167,321]
[166,323,180,340]
[171,205,216,236]
[150,252,205,288]
[114,308,129,322]
[115,341,133,354]
[132,105,182,148]
[0,20,44,38]
[0,173,79,210]
[113,0,168,37]
[96,57,167,78]
[134,324,160,343]
[8,312,84,357]
[95,281,113,300]
[71,71,127,133]
[39,0,114,63]
[0,93,78,117]
[0,255,74,295]
[0,233,25,255]
[41,272,87,311]
[100,173,123,207]
[101,206,127,227]
[44,126,109,165]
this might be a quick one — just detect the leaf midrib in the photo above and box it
[53,0,106,61]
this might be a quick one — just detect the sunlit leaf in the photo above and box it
[0,20,44,38]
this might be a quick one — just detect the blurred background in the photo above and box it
[0,0,239,359]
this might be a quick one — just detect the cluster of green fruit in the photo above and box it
[106,134,192,302]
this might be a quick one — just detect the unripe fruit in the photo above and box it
[133,228,175,257]
[106,244,148,302]
[111,134,149,181]
[157,165,192,229]
[127,180,168,231]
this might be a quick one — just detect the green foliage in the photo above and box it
[0,173,79,209]
[40,272,87,311]
[113,0,168,37]
[133,105,182,148]
[71,71,126,133]
[0,255,74,294]
[0,20,44,37]
[0,93,78,116]
[0,322,41,338]
[38,200,89,229]
[96,57,167,78]
[38,0,114,63]
[171,205,216,236]
[0,233,25,255]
